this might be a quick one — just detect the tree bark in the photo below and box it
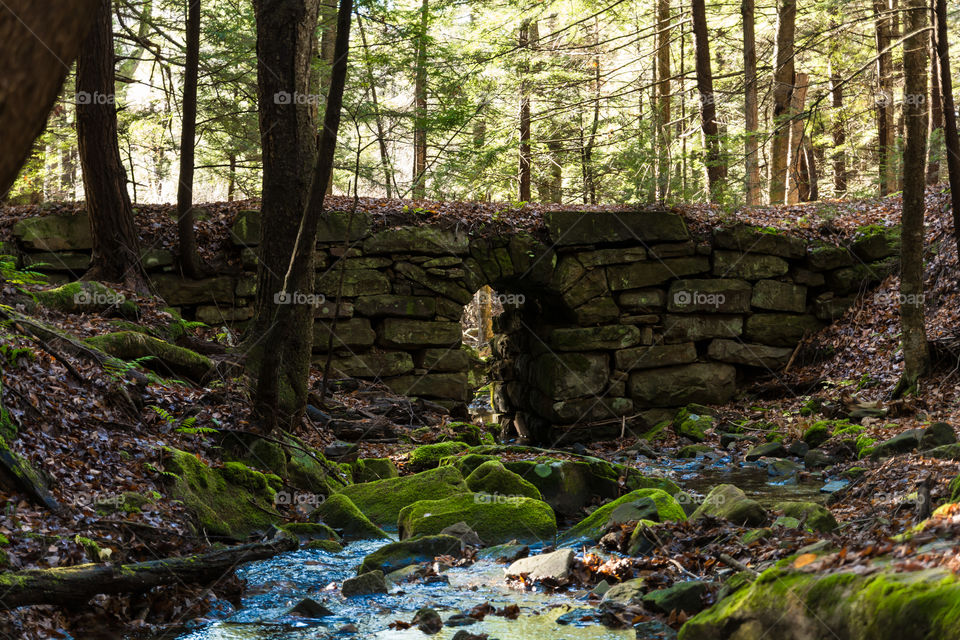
[690,0,725,200]
[875,0,896,195]
[318,0,337,194]
[248,0,321,431]
[0,0,98,195]
[933,0,960,256]
[0,538,296,610]
[895,0,930,397]
[787,72,809,204]
[176,0,202,279]
[656,0,672,202]
[76,0,148,291]
[411,0,428,199]
[742,0,760,205]
[829,59,847,195]
[518,19,534,202]
[927,18,943,185]
[769,0,796,204]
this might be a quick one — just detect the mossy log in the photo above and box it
[0,537,297,610]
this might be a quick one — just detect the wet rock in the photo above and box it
[804,449,835,469]
[412,607,443,634]
[676,444,716,459]
[341,570,388,597]
[633,620,678,639]
[505,548,575,582]
[820,479,849,493]
[439,521,485,547]
[745,442,787,461]
[358,534,462,574]
[673,408,714,442]
[642,580,710,614]
[450,631,488,640]
[601,577,646,605]
[324,441,357,459]
[590,579,612,598]
[398,493,556,545]
[444,612,480,627]
[477,542,529,563]
[556,607,598,625]
[288,597,334,618]
[691,484,767,526]
[720,433,755,448]
[786,440,809,458]
[562,489,686,543]
[766,459,802,477]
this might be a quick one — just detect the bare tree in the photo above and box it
[691,0,726,200]
[933,0,960,255]
[411,0,428,199]
[769,0,796,204]
[175,0,202,278]
[742,0,760,204]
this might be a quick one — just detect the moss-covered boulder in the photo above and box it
[336,466,468,529]
[36,281,137,317]
[13,212,92,250]
[690,484,767,527]
[309,493,389,541]
[162,448,279,540]
[802,421,832,448]
[678,566,960,640]
[86,331,212,382]
[774,502,837,533]
[561,489,686,543]
[398,494,557,545]
[408,441,470,470]
[644,581,710,615]
[465,460,542,500]
[674,407,714,442]
[358,534,463,574]
[280,522,340,543]
[349,458,399,483]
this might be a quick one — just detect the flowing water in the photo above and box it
[175,454,835,640]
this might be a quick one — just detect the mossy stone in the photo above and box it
[358,534,463,574]
[465,460,542,500]
[691,484,767,527]
[561,488,686,543]
[85,331,212,381]
[336,466,469,529]
[309,493,389,541]
[349,458,399,483]
[408,441,470,470]
[398,494,557,545]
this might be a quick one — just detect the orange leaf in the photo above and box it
[793,553,818,569]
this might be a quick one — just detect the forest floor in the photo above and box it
[0,191,958,638]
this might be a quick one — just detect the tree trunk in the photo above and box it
[934,0,960,256]
[927,17,943,185]
[769,0,796,204]
[176,0,202,279]
[875,0,896,195]
[0,0,98,195]
[76,0,148,291]
[787,72,809,204]
[228,153,237,201]
[358,14,393,198]
[248,0,322,431]
[656,0,671,202]
[518,20,534,203]
[547,139,563,203]
[829,60,847,195]
[895,0,929,396]
[690,0,725,200]
[0,538,296,610]
[742,0,760,204]
[318,0,337,194]
[411,0,428,199]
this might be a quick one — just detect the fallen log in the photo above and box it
[0,536,297,609]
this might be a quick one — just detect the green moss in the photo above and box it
[673,407,713,442]
[309,493,389,540]
[562,488,686,543]
[358,534,462,575]
[336,466,469,529]
[280,522,340,543]
[856,434,877,458]
[679,567,960,640]
[95,491,155,515]
[442,453,497,476]
[408,441,470,470]
[85,331,212,381]
[842,466,868,480]
[304,539,343,553]
[349,458,399,483]
[465,460,542,500]
[36,281,138,317]
[640,420,671,442]
[162,447,279,540]
[949,476,960,503]
[398,493,557,545]
[802,422,832,447]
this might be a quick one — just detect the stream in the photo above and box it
[173,454,837,640]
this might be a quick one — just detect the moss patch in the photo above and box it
[398,493,557,545]
[561,488,686,543]
[336,466,468,529]
[85,331,212,382]
[408,441,470,470]
[309,493,389,541]
[465,460,542,500]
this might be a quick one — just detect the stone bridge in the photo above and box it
[10,207,900,441]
